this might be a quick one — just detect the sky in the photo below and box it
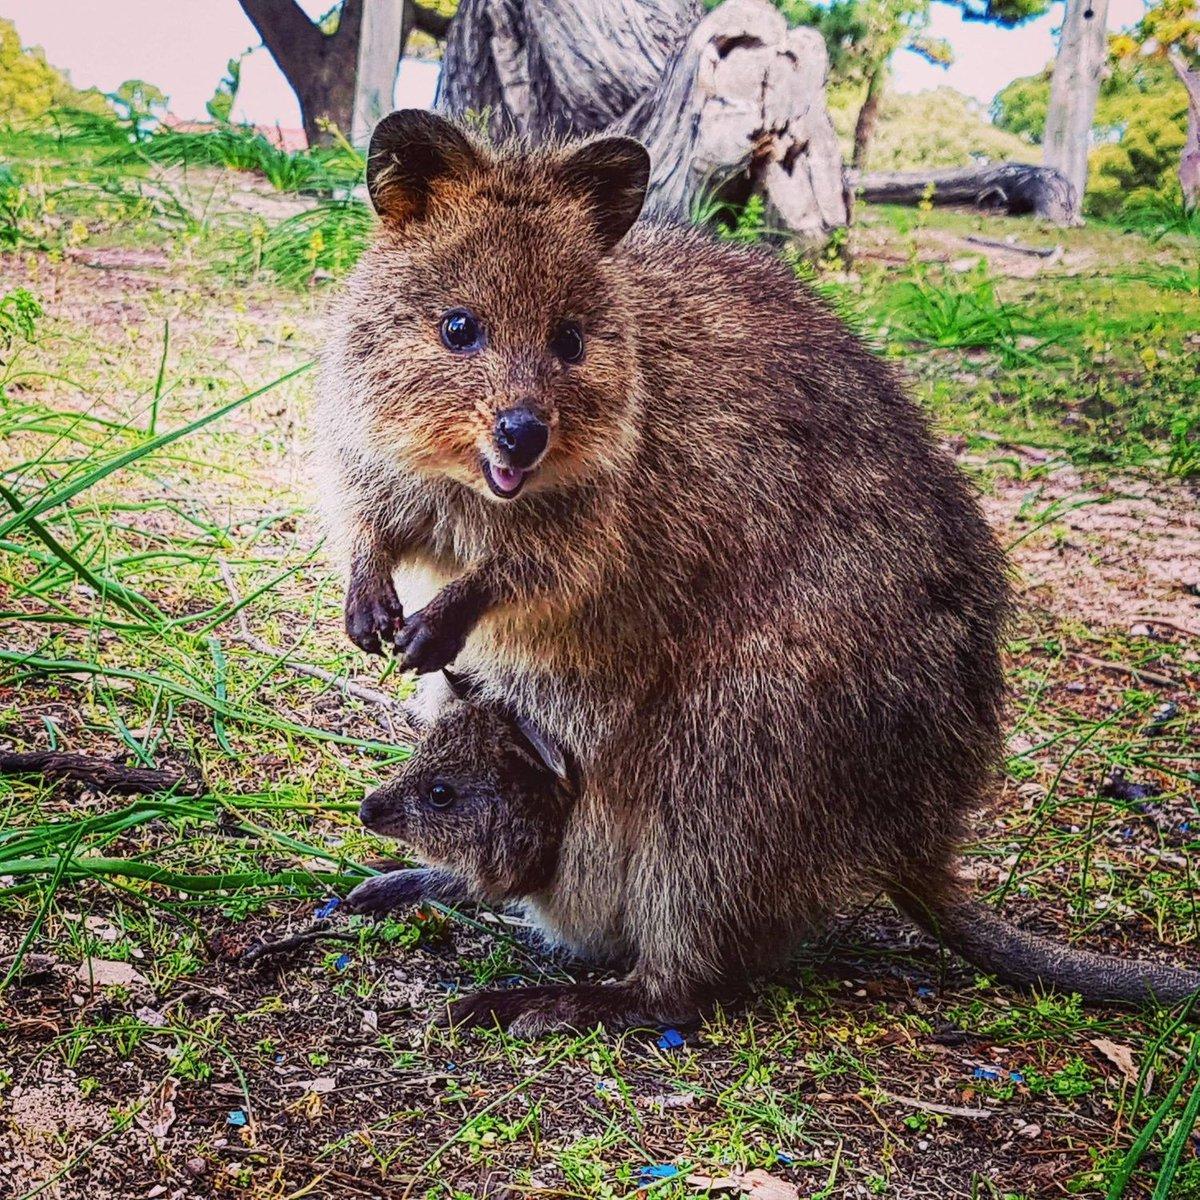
[2,0,1149,131]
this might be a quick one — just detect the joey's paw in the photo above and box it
[345,576,403,656]
[345,869,429,916]
[394,605,469,675]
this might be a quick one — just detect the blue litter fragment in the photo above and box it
[776,1151,795,1165]
[657,1028,685,1051]
[444,1062,457,1073]
[973,1067,1001,1081]
[917,986,935,998]
[1010,1071,1025,1084]
[638,1164,679,1183]
[315,896,341,919]
[273,1053,285,1064]
[227,1109,248,1127]
[334,954,351,971]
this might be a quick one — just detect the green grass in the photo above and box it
[0,118,1197,1198]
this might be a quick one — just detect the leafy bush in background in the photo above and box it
[830,86,1033,169]
[0,19,108,125]
[993,60,1189,217]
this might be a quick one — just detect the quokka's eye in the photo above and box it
[550,320,585,364]
[426,782,457,809]
[440,309,485,353]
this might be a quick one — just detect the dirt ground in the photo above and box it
[1,194,1198,1200]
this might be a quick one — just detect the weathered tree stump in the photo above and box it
[437,0,848,241]
[847,163,1079,225]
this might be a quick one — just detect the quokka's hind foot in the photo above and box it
[440,977,724,1038]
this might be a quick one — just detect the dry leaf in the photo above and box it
[74,958,147,988]
[1090,1037,1138,1085]
[136,1078,178,1141]
[298,1076,336,1094]
[742,1171,800,1200]
[84,915,121,943]
[688,1174,741,1195]
[688,1169,799,1200]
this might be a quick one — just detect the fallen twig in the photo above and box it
[1068,652,1180,690]
[965,234,1061,259]
[217,558,408,722]
[241,922,358,965]
[1133,616,1200,641]
[883,1091,995,1119]
[0,751,203,795]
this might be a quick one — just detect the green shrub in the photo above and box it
[1086,88,1188,217]
[0,18,108,125]
[993,59,1189,217]
[831,87,1034,170]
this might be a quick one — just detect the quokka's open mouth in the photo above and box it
[482,457,530,499]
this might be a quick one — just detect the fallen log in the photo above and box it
[847,163,1078,226]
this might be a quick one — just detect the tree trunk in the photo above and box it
[352,0,408,149]
[851,62,886,172]
[1042,0,1110,223]
[239,0,364,146]
[239,0,452,147]
[848,163,1079,224]
[1168,50,1200,208]
[438,0,701,141]
[438,0,849,241]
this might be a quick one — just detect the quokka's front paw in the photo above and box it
[345,574,404,656]
[345,869,431,916]
[394,603,471,674]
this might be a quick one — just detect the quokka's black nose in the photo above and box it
[494,407,549,469]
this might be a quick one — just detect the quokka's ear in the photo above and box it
[514,714,570,784]
[557,137,651,252]
[367,109,483,226]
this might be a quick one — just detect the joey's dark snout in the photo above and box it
[494,406,549,469]
[359,785,404,835]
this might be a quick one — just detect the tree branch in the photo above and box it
[237,0,326,81]
[411,1,452,40]
[0,751,203,795]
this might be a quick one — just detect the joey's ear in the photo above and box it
[514,715,570,784]
[557,137,650,252]
[367,109,483,225]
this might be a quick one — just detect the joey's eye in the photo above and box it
[426,782,457,809]
[440,309,485,353]
[549,320,585,364]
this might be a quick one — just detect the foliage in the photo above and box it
[1111,0,1199,70]
[830,87,1033,168]
[1087,87,1189,215]
[0,287,42,351]
[993,59,1191,216]
[206,53,248,126]
[886,259,1059,366]
[766,0,1050,29]
[109,79,169,141]
[224,200,374,288]
[132,123,364,192]
[0,18,107,125]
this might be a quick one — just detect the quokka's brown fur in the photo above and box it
[317,111,1199,1033]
